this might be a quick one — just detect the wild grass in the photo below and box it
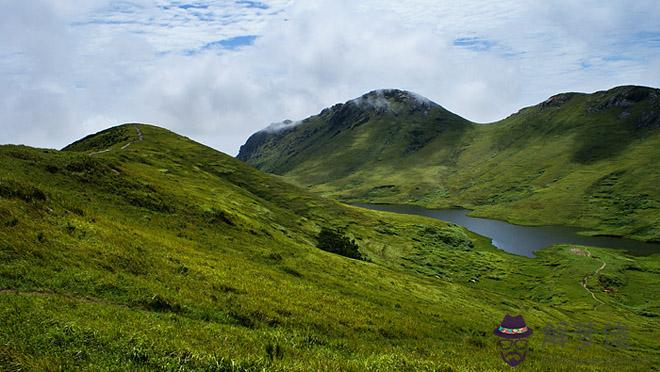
[0,124,658,370]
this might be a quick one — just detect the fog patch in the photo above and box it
[406,91,437,107]
[351,90,391,112]
[261,119,301,133]
[348,89,437,114]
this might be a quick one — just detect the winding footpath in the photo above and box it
[90,126,143,156]
[580,248,607,305]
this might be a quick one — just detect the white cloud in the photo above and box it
[1,0,659,155]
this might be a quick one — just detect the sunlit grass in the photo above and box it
[0,124,658,370]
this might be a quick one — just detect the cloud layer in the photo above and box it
[1,0,659,155]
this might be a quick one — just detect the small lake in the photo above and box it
[353,203,660,257]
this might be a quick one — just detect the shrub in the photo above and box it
[205,208,235,226]
[598,274,624,288]
[0,179,47,203]
[281,266,303,277]
[65,158,106,174]
[316,227,364,260]
[214,283,241,293]
[265,342,284,361]
[65,222,76,235]
[125,192,175,213]
[69,207,85,216]
[228,310,256,328]
[5,217,18,227]
[139,295,182,313]
[419,225,473,250]
[36,232,46,243]
[266,252,283,262]
[45,164,59,174]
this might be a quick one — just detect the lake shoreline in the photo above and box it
[349,202,660,257]
[341,199,660,243]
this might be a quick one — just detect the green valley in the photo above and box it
[4,0,660,370]
[1,124,658,370]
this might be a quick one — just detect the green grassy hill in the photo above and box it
[238,86,660,241]
[1,124,659,370]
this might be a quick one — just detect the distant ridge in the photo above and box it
[238,85,660,241]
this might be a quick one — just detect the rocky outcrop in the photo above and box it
[539,93,578,110]
[588,86,658,112]
[237,131,273,161]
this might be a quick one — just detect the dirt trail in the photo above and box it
[579,248,607,305]
[89,148,111,156]
[90,126,143,156]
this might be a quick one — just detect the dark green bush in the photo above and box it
[68,207,85,216]
[265,342,284,361]
[266,252,283,262]
[125,192,175,213]
[419,226,473,250]
[205,208,235,226]
[598,274,624,288]
[281,266,303,277]
[65,157,106,174]
[228,310,256,329]
[65,222,76,235]
[0,179,47,202]
[45,164,59,174]
[139,295,182,313]
[4,217,18,227]
[177,265,189,275]
[36,232,46,243]
[316,227,364,260]
[214,283,241,294]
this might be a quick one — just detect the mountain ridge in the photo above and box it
[238,85,660,241]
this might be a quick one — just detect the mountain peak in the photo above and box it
[253,89,441,137]
[62,123,183,153]
[62,123,141,152]
[346,89,438,114]
[237,89,467,165]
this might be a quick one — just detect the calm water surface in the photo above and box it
[353,203,660,257]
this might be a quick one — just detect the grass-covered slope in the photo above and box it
[238,86,660,242]
[1,124,659,370]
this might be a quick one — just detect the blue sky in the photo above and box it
[1,0,659,154]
